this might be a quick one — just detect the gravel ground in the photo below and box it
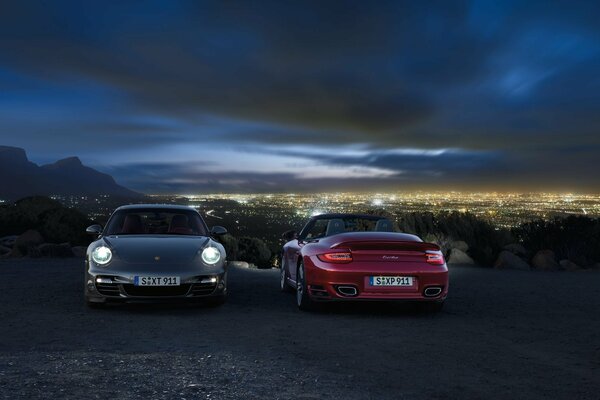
[0,259,599,399]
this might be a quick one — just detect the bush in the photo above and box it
[238,236,272,268]
[0,196,93,246]
[39,207,91,245]
[217,234,239,261]
[514,216,600,267]
[396,211,513,266]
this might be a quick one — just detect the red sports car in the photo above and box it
[280,214,448,311]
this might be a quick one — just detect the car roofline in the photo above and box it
[114,204,198,211]
[309,213,389,220]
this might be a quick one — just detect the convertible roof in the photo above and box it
[309,213,388,220]
[115,204,197,211]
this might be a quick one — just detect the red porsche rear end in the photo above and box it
[303,233,448,303]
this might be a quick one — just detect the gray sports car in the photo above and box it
[84,204,228,308]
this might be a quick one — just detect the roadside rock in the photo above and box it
[71,246,87,258]
[0,245,11,256]
[450,240,469,252]
[37,243,74,258]
[559,259,581,271]
[447,248,475,265]
[531,250,560,271]
[229,261,250,269]
[503,243,527,257]
[494,250,530,270]
[12,230,44,257]
[0,235,18,248]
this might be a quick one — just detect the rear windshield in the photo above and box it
[105,209,208,236]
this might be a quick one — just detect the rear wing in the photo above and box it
[331,240,441,252]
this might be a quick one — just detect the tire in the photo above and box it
[280,260,293,293]
[296,261,315,311]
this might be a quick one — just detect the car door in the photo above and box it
[284,239,301,283]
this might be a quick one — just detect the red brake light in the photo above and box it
[317,252,353,263]
[426,251,445,265]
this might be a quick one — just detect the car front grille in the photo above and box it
[95,283,121,297]
[190,281,217,296]
[122,284,192,297]
[96,275,121,297]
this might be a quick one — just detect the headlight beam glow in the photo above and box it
[201,246,221,265]
[92,246,112,265]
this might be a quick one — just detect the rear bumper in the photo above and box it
[304,256,448,302]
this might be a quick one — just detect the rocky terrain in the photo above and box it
[444,240,600,271]
[0,230,86,259]
[0,259,599,399]
[3,228,599,272]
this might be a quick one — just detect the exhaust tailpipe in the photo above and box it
[424,287,442,297]
[337,286,358,297]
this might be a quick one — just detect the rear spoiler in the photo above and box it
[331,240,441,252]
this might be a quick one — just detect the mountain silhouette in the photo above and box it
[0,146,141,200]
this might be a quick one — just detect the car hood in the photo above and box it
[103,235,210,264]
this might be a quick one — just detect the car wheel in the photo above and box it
[296,261,315,311]
[280,259,292,293]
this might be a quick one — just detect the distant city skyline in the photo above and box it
[1,2,599,193]
[45,191,600,232]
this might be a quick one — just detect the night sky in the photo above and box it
[1,1,599,193]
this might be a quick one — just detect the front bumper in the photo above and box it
[85,261,227,303]
[304,256,449,302]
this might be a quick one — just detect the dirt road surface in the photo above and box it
[0,259,598,399]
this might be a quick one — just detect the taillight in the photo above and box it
[317,252,353,263]
[426,250,445,265]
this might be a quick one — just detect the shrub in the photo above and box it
[514,216,600,267]
[0,196,93,245]
[396,211,513,266]
[217,234,239,261]
[38,207,91,246]
[238,236,272,268]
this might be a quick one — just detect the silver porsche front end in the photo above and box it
[84,204,229,306]
[85,236,227,304]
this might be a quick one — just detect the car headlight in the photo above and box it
[201,246,221,265]
[92,246,112,265]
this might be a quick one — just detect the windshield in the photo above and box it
[104,208,208,236]
[300,216,393,240]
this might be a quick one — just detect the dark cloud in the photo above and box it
[0,1,599,190]
[0,1,492,140]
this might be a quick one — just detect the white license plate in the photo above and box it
[369,276,413,286]
[133,276,180,286]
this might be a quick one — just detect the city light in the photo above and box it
[46,191,600,234]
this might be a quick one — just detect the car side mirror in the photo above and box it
[210,226,228,236]
[86,224,103,235]
[282,230,298,242]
